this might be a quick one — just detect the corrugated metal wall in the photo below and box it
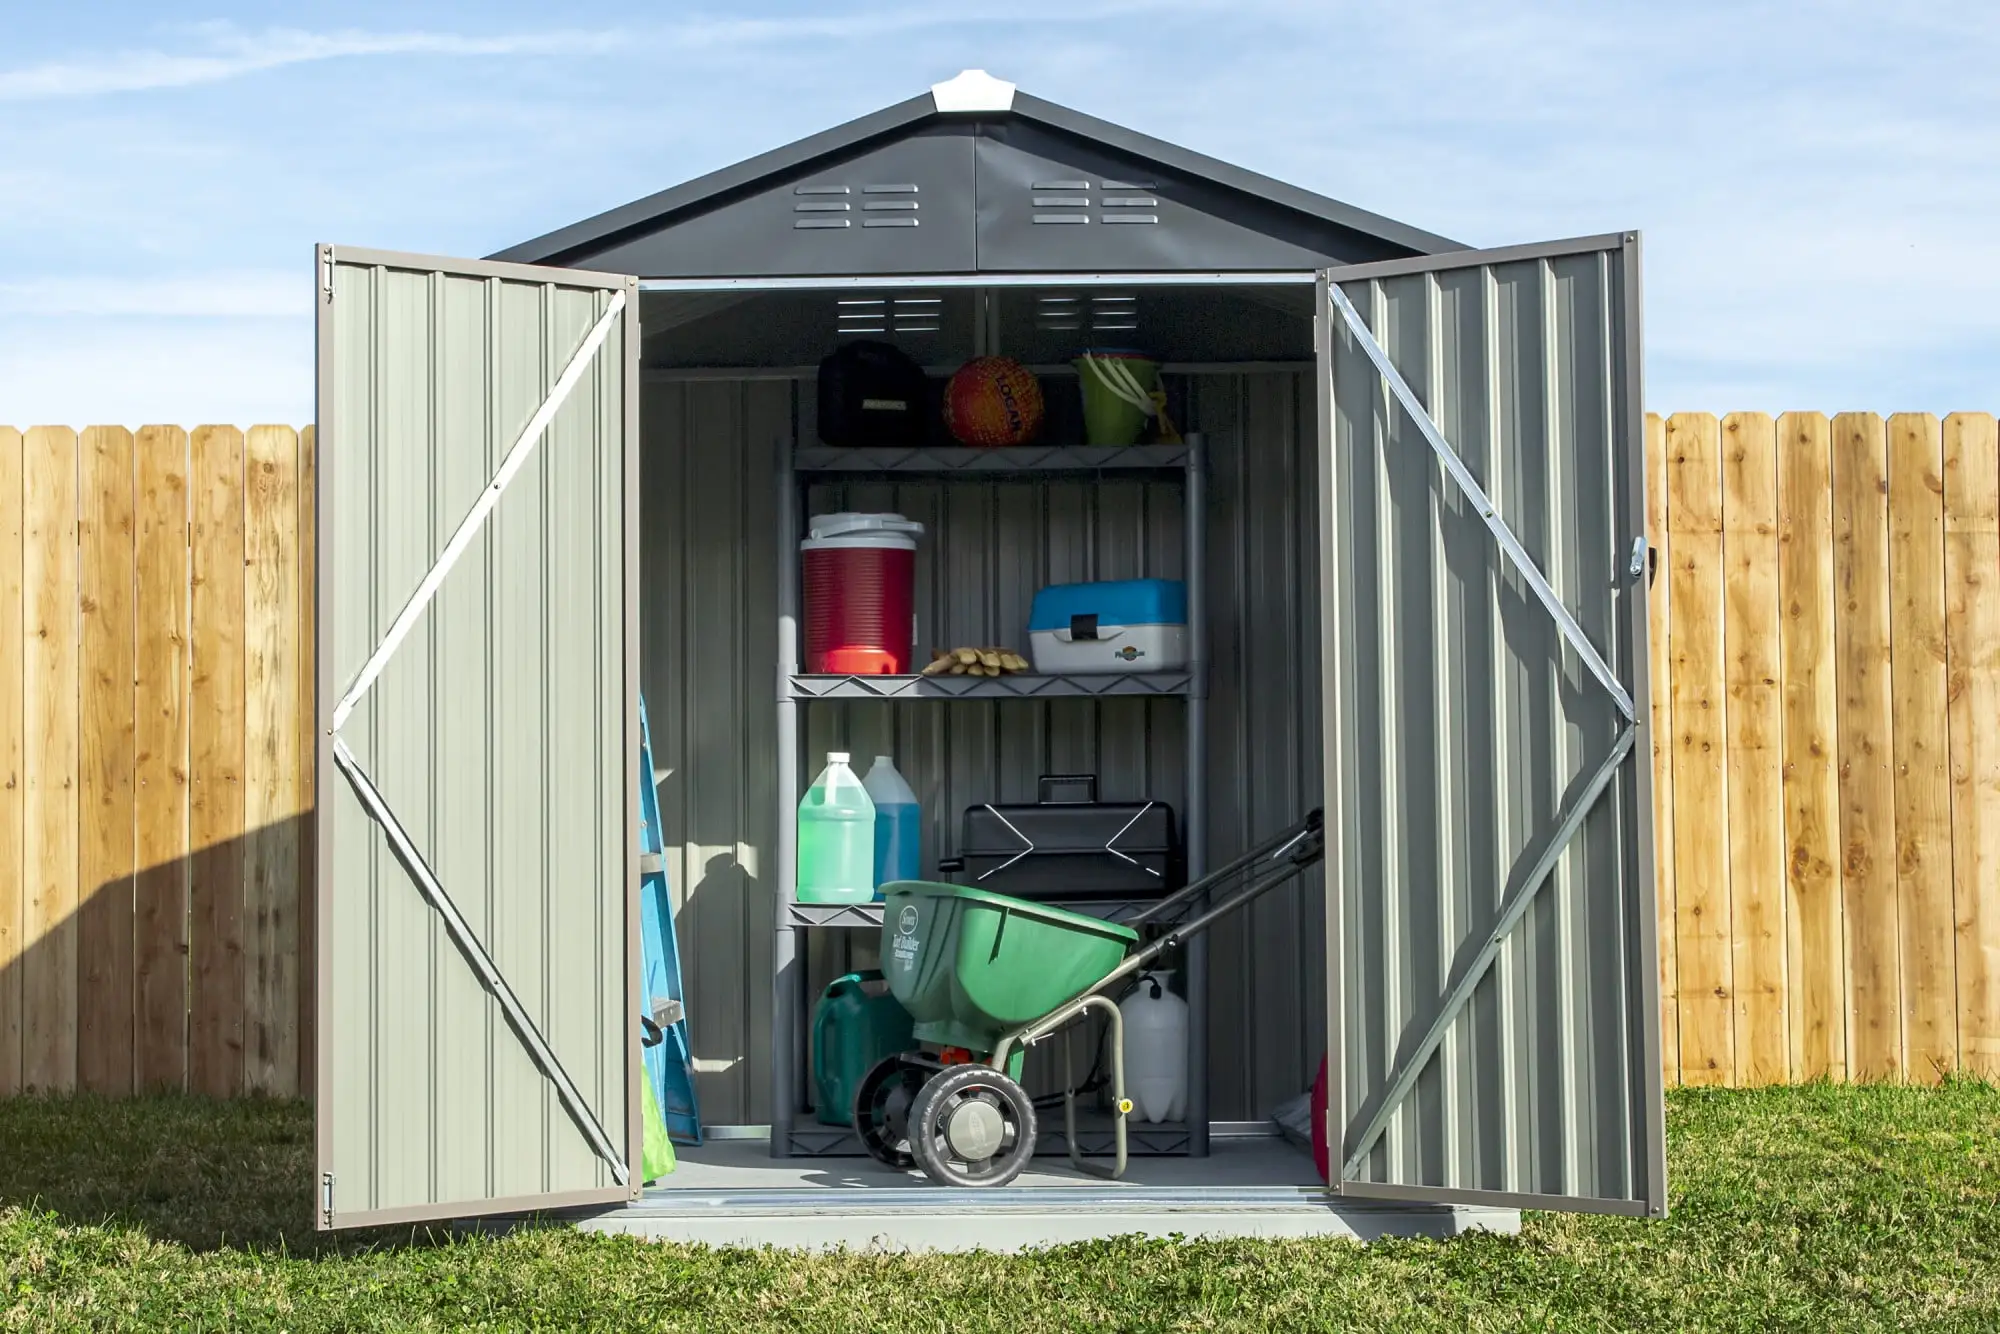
[640,372,1328,1125]
[321,258,631,1220]
[1324,244,1657,1207]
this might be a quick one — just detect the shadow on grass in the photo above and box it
[0,1091,486,1256]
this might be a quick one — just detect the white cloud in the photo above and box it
[0,4,1235,102]
[0,26,629,101]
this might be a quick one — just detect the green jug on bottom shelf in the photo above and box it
[812,971,916,1126]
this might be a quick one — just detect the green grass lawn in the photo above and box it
[2,1083,1998,1331]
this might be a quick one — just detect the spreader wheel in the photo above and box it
[853,1054,933,1170]
[908,1064,1038,1188]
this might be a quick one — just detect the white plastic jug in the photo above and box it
[1121,969,1188,1124]
[862,755,922,894]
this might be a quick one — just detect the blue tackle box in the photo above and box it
[1026,579,1189,675]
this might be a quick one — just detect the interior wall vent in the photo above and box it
[1036,292,1140,337]
[836,294,941,337]
[1089,293,1140,333]
[796,183,922,230]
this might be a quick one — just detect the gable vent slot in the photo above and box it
[1032,180,1091,191]
[1101,180,1156,190]
[793,181,922,236]
[1099,214,1158,225]
[1101,197,1158,207]
[1033,215,1088,225]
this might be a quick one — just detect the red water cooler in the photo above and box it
[802,513,924,675]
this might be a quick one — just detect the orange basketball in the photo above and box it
[943,357,1044,447]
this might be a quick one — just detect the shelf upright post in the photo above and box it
[1184,431,1210,1157]
[773,436,801,1158]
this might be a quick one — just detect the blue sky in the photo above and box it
[0,1,1993,425]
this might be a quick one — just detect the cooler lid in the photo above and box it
[1028,579,1187,632]
[807,511,925,541]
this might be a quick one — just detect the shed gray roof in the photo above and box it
[491,73,1463,273]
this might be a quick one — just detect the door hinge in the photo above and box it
[321,248,335,303]
[321,1171,335,1226]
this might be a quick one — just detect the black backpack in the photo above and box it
[816,340,931,449]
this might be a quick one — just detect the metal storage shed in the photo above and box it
[312,69,1664,1242]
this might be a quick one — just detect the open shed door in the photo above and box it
[313,247,640,1229]
[1316,233,1666,1216]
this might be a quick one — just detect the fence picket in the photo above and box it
[134,426,190,1091]
[243,426,301,1097]
[1667,413,1733,1084]
[0,428,22,1095]
[1888,414,1956,1081]
[1722,413,1787,1084]
[1646,412,1678,1086]
[77,426,136,1094]
[22,426,79,1091]
[189,425,246,1098]
[1833,412,1902,1079]
[1945,413,2000,1077]
[1777,413,1846,1080]
[296,425,317,1100]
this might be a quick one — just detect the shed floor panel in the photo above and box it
[568,1137,1520,1251]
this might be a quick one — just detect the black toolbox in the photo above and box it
[942,775,1181,901]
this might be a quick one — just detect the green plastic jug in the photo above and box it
[797,752,876,904]
[811,972,916,1126]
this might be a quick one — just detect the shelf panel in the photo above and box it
[794,444,1192,475]
[784,902,886,928]
[784,897,1181,929]
[788,671,1193,701]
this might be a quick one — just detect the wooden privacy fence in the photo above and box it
[1651,412,2000,1088]
[2,413,1997,1098]
[0,425,314,1099]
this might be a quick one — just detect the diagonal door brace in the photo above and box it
[333,287,627,731]
[1340,725,1635,1179]
[334,737,631,1186]
[1325,281,1635,722]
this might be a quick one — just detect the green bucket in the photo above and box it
[1073,351,1160,447]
